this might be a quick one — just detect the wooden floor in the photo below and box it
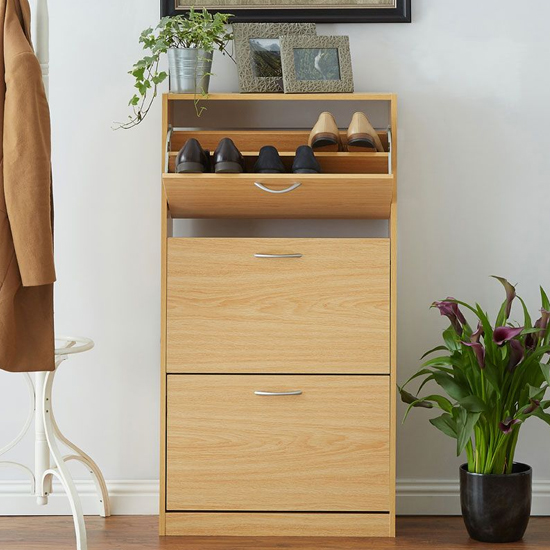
[0,516,548,549]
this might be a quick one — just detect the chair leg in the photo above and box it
[51,405,111,517]
[0,373,36,495]
[44,365,110,517]
[41,370,88,550]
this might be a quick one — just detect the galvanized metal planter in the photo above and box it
[167,48,213,94]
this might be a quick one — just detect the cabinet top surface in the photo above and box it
[165,92,396,102]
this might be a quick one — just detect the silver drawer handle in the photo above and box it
[254,253,303,259]
[254,390,303,396]
[254,182,301,194]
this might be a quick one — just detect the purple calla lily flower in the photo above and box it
[493,276,516,319]
[523,399,541,415]
[507,339,525,373]
[462,341,485,369]
[493,326,524,346]
[526,308,550,349]
[536,308,550,337]
[470,321,484,344]
[525,332,536,350]
[499,417,521,435]
[433,297,466,334]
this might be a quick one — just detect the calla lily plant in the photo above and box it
[400,277,550,474]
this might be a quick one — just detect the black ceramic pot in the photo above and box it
[460,463,532,543]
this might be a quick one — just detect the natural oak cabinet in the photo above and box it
[166,375,390,512]
[160,93,398,538]
[166,238,390,374]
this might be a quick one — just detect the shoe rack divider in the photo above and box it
[160,92,398,538]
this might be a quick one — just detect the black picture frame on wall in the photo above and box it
[160,0,411,24]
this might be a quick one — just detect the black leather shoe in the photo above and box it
[175,138,210,173]
[292,145,321,174]
[254,146,286,173]
[213,138,245,173]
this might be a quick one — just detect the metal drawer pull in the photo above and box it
[254,390,303,396]
[254,253,302,259]
[254,182,301,194]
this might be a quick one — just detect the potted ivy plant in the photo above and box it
[400,276,550,543]
[119,8,233,129]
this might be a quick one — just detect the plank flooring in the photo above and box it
[0,516,548,549]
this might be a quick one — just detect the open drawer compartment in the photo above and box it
[166,129,392,175]
[163,173,394,219]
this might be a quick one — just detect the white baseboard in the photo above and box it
[1,479,549,516]
[0,480,158,516]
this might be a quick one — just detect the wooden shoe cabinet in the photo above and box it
[160,93,398,537]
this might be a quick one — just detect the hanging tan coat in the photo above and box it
[0,0,55,373]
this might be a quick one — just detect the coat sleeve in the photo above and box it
[3,51,56,287]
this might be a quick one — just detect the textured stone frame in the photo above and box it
[234,23,317,93]
[280,35,354,94]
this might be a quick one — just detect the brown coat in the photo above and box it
[0,0,55,373]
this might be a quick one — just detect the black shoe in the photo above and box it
[175,138,210,173]
[292,145,321,174]
[254,146,286,173]
[213,138,245,173]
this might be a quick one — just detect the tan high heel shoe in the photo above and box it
[308,112,341,152]
[347,112,385,152]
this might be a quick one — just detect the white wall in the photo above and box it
[1,0,550,515]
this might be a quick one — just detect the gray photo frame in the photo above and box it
[233,23,316,93]
[280,35,354,94]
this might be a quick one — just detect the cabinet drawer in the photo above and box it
[166,375,390,512]
[163,174,394,219]
[166,238,390,374]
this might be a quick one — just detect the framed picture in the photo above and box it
[234,23,316,93]
[160,0,411,24]
[280,35,354,94]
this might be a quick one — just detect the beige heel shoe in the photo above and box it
[347,112,385,152]
[308,112,341,152]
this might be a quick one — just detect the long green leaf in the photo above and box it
[443,327,460,351]
[533,408,550,426]
[518,296,532,330]
[457,410,481,455]
[540,362,550,385]
[458,395,487,413]
[522,328,544,335]
[422,394,454,413]
[528,384,548,400]
[417,374,436,395]
[495,300,508,328]
[420,345,448,360]
[399,368,435,390]
[541,286,550,311]
[403,398,434,423]
[423,355,463,368]
[429,413,458,439]
[432,372,470,401]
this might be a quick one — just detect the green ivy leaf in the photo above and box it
[131,67,145,81]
